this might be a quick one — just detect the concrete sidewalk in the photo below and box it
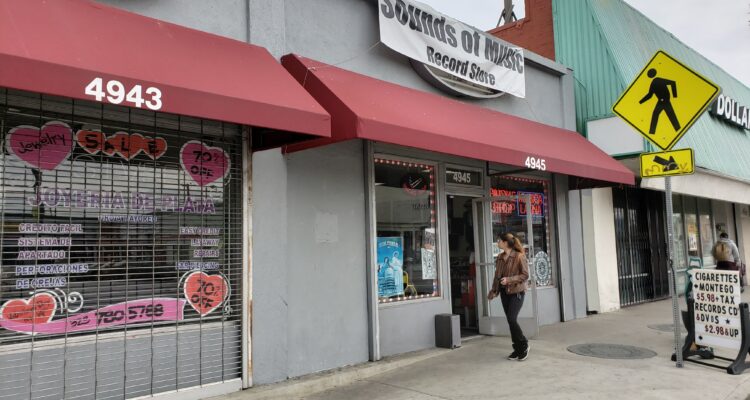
[220,298,750,400]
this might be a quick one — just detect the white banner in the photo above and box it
[689,269,742,350]
[378,0,526,98]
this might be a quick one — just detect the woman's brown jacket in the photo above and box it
[490,250,529,295]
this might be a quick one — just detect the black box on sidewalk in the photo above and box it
[435,314,461,349]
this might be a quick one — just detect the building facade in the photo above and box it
[0,1,331,399]
[248,0,629,386]
[495,0,750,311]
[0,1,635,399]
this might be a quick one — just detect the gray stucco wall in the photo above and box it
[378,298,448,357]
[251,149,289,384]
[284,141,369,377]
[536,287,562,325]
[252,141,369,384]
[261,0,577,359]
[96,0,248,41]
[95,0,572,129]
[271,0,570,129]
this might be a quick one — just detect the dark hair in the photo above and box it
[498,233,524,253]
[720,232,729,239]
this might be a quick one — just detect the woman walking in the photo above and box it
[488,233,530,361]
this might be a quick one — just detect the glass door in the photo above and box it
[472,194,539,338]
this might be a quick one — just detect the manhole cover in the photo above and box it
[647,323,686,333]
[567,343,657,359]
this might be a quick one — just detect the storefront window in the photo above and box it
[374,158,439,303]
[672,195,687,270]
[490,176,553,287]
[0,90,243,351]
[683,196,700,263]
[698,198,715,267]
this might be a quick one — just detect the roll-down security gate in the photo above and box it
[0,89,243,399]
[613,187,669,306]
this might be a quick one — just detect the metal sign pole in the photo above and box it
[665,176,683,367]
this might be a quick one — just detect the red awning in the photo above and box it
[281,54,634,185]
[0,0,330,137]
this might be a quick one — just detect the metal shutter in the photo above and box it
[0,88,244,399]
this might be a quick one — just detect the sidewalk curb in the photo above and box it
[213,338,482,400]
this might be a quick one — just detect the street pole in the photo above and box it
[665,176,683,367]
[610,49,717,369]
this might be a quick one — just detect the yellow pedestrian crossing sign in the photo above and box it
[613,50,720,151]
[640,148,694,178]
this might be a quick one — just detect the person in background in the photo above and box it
[713,232,741,271]
[488,233,530,361]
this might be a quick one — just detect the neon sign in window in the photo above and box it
[517,192,545,216]
[490,188,544,216]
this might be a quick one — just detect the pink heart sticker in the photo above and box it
[180,140,231,186]
[183,271,229,316]
[6,121,73,171]
[1,293,57,325]
[105,132,143,160]
[142,136,168,159]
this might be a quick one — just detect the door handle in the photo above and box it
[477,262,495,266]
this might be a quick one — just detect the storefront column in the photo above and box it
[581,188,621,313]
[364,141,381,361]
[580,189,600,312]
[555,175,586,321]
[242,127,253,388]
[565,188,587,319]
[251,149,289,385]
[736,204,750,265]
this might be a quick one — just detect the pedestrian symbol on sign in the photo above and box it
[613,50,719,151]
[639,69,681,134]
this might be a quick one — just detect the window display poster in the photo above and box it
[688,223,699,252]
[377,237,404,298]
[424,228,436,250]
[421,228,437,279]
[421,248,436,280]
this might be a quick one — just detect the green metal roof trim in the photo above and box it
[553,0,750,182]
[552,0,625,134]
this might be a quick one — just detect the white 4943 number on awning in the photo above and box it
[378,0,526,98]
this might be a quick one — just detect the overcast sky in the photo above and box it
[419,0,750,87]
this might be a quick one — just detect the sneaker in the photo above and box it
[518,344,530,361]
[507,350,519,360]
